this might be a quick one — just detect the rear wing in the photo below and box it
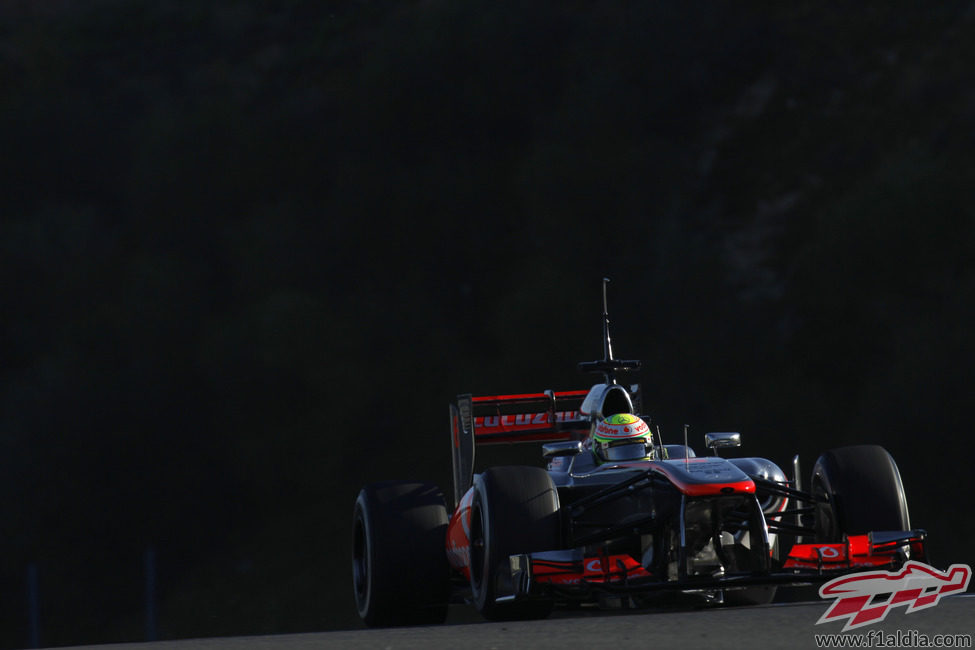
[449,390,590,507]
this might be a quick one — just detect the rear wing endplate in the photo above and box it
[449,390,590,507]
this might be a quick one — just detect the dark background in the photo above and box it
[2,1,974,647]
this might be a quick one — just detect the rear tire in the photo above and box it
[811,445,910,542]
[352,481,449,626]
[469,466,561,620]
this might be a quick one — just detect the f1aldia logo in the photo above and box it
[817,560,971,631]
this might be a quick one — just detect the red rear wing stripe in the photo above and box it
[471,390,590,403]
[472,413,589,445]
[465,390,591,445]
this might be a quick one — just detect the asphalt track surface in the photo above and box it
[70,596,974,650]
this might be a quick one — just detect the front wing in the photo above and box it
[505,530,928,600]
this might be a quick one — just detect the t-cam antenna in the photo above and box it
[602,277,614,362]
[577,277,642,384]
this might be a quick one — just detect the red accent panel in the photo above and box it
[445,489,474,577]
[784,543,849,568]
[650,461,757,495]
[533,554,651,586]
[678,479,756,496]
[784,535,927,571]
[466,390,590,445]
[650,463,756,496]
[471,390,590,403]
[848,535,869,557]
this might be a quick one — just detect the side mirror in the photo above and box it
[705,432,741,454]
[542,441,583,458]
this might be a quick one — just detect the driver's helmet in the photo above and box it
[592,413,655,463]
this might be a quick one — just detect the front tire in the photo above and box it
[811,445,910,542]
[469,466,561,620]
[352,481,449,626]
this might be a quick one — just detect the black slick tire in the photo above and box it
[469,466,561,621]
[352,481,449,626]
[810,445,910,542]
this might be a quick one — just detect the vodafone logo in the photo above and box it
[817,560,971,631]
[475,411,580,430]
[595,415,649,439]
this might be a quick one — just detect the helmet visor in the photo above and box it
[602,440,652,461]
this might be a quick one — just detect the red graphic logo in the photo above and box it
[817,561,971,631]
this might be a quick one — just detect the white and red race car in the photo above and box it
[352,280,926,626]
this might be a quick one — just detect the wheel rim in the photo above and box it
[469,501,486,595]
[352,510,370,613]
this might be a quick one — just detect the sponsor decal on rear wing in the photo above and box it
[470,412,585,442]
[449,389,590,507]
[467,390,590,444]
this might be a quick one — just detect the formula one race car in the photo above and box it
[351,280,927,626]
